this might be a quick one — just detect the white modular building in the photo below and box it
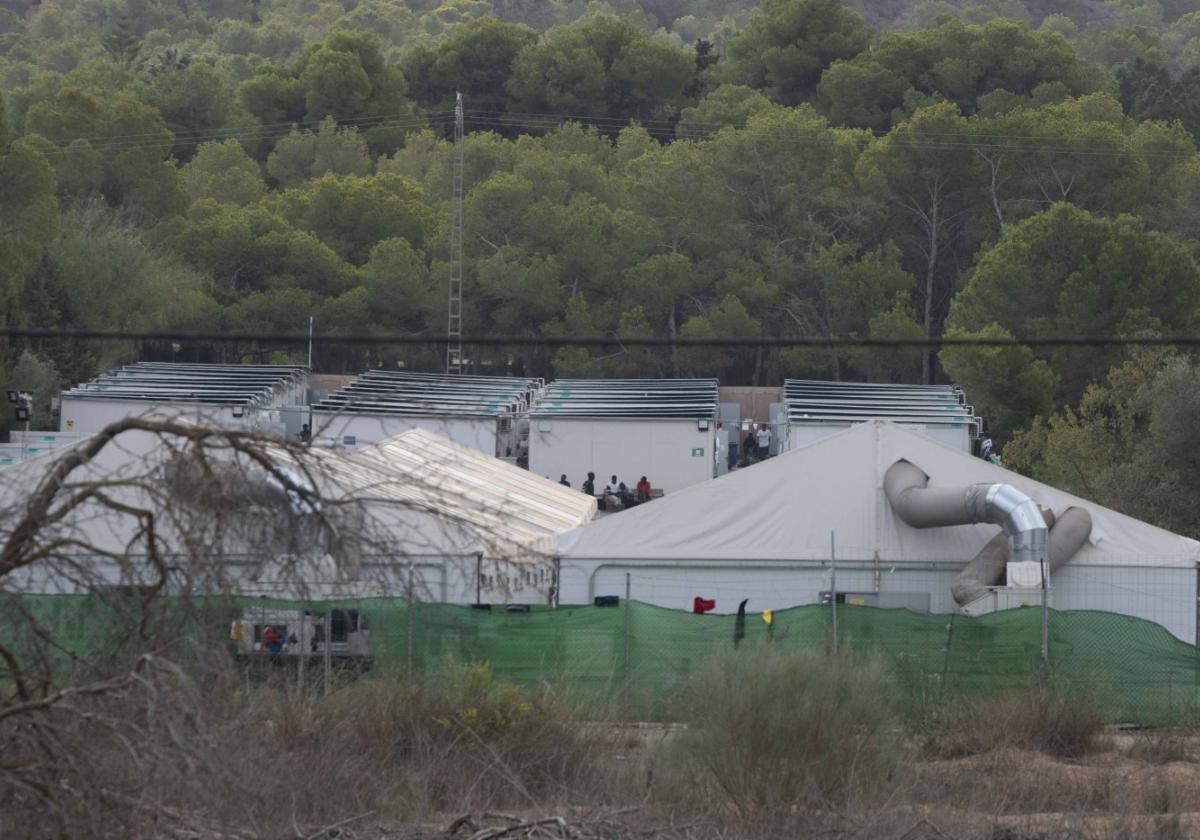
[59,362,308,435]
[784,379,981,452]
[308,371,540,459]
[528,379,720,495]
[555,420,1200,642]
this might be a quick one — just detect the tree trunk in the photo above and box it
[922,193,940,385]
[668,303,679,378]
[823,295,840,381]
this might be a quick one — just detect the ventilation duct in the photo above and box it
[883,459,1058,605]
[951,506,1092,606]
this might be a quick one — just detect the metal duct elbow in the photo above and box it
[983,483,1047,566]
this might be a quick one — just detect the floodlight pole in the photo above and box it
[446,92,465,375]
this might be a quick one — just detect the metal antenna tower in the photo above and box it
[446,92,465,374]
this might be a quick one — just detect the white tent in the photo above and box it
[556,421,1200,641]
[2,424,596,605]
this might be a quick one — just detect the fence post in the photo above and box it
[322,610,331,696]
[1040,551,1049,667]
[830,531,838,655]
[297,613,306,695]
[406,563,415,679]
[623,572,631,714]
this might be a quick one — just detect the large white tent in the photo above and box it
[556,421,1200,642]
[1,424,596,605]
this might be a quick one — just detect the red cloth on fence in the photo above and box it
[693,597,716,614]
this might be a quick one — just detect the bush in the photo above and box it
[926,682,1105,759]
[668,647,907,826]
[232,659,614,826]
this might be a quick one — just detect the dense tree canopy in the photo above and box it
[5,0,1200,529]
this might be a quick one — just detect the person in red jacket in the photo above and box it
[636,476,651,503]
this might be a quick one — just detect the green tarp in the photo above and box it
[9,596,1200,723]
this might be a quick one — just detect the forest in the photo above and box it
[4,0,1200,530]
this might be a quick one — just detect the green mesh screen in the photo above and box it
[10,596,1200,723]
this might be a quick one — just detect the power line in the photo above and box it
[25,104,1197,162]
[4,327,1200,348]
[33,113,456,157]
[463,109,1199,160]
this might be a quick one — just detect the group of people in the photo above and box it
[564,472,653,510]
[741,423,773,466]
[979,437,1002,466]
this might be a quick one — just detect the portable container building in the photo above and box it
[783,379,981,452]
[307,371,541,458]
[59,362,308,434]
[528,379,720,495]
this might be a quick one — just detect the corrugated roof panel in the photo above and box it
[311,371,539,418]
[531,378,719,419]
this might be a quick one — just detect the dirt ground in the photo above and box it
[143,726,1200,840]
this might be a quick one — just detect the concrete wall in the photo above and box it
[557,561,1198,643]
[528,417,716,494]
[308,411,499,455]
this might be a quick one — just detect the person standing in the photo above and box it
[743,429,757,464]
[756,424,771,460]
[559,474,571,487]
[636,476,651,502]
[581,472,595,496]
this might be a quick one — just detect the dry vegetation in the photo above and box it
[6,644,1200,839]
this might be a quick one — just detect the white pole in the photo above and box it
[307,316,314,369]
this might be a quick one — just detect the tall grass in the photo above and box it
[664,647,908,829]
[925,681,1106,759]
[227,659,623,828]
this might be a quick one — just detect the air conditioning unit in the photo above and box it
[961,587,1051,617]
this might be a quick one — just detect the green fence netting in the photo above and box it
[8,596,1200,723]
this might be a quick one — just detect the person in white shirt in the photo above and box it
[604,475,620,495]
[756,425,771,459]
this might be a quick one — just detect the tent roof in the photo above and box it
[555,420,1200,567]
[0,423,595,567]
[272,428,597,563]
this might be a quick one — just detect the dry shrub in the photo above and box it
[0,657,624,838]
[926,682,1105,759]
[1128,730,1193,765]
[0,655,246,840]
[662,647,907,830]
[226,659,622,829]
